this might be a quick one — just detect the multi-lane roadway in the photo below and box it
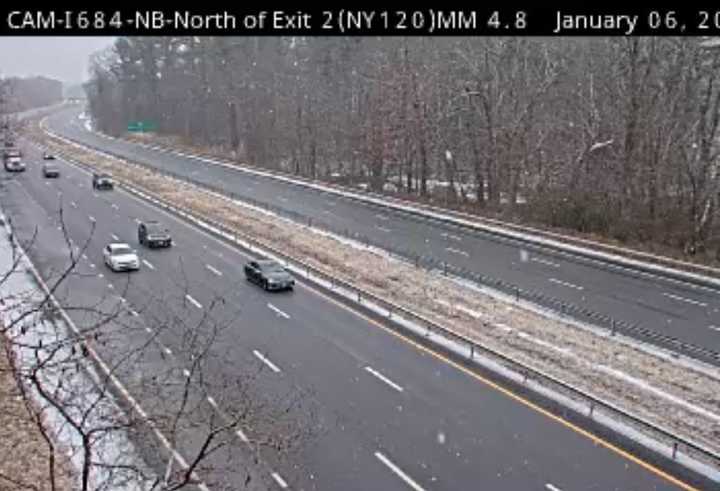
[43,105,720,362]
[0,129,713,489]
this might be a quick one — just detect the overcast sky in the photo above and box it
[0,37,116,84]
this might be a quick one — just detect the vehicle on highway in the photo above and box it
[42,163,60,178]
[103,243,140,272]
[3,147,21,160]
[138,220,172,248]
[42,151,56,160]
[4,153,26,172]
[92,172,114,190]
[244,259,295,291]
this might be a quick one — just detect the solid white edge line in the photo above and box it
[253,350,281,373]
[709,325,720,332]
[3,212,212,491]
[364,366,403,392]
[545,484,563,491]
[267,303,290,319]
[206,264,222,276]
[44,133,720,479]
[271,472,288,489]
[111,234,119,241]
[185,294,203,309]
[142,259,155,270]
[374,452,425,491]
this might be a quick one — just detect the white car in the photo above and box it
[103,243,140,272]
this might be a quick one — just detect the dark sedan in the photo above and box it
[244,259,295,291]
[42,163,60,178]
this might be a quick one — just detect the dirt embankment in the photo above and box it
[32,124,720,458]
[0,336,74,490]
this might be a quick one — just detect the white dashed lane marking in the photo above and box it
[268,303,290,319]
[548,278,584,291]
[271,472,288,489]
[253,350,281,373]
[374,452,425,491]
[662,292,707,308]
[185,294,202,309]
[364,366,403,392]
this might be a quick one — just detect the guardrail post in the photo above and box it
[523,371,528,383]
[470,344,474,359]
[611,319,616,336]
[443,262,447,276]
[589,402,594,417]
[515,286,519,302]
[415,254,420,268]
[672,442,678,459]
[357,291,361,303]
[308,217,312,227]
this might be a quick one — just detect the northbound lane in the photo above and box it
[44,106,720,358]
[0,139,710,490]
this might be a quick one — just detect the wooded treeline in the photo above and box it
[85,37,720,258]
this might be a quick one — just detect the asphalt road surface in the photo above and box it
[43,106,720,362]
[0,135,713,489]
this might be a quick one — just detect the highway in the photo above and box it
[43,106,720,361]
[0,135,712,489]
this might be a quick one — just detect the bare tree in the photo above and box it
[0,203,318,490]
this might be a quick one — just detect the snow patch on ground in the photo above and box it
[31,123,720,473]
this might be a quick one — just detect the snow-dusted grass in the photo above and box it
[32,123,720,460]
[0,212,154,490]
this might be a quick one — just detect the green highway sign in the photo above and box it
[127,121,157,132]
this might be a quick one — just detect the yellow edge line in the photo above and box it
[48,130,698,490]
[302,283,699,491]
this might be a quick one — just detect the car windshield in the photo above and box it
[261,262,285,273]
[146,223,165,233]
[111,246,133,256]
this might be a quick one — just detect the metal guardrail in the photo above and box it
[106,134,720,286]
[42,131,720,368]
[46,149,720,475]
[40,142,720,476]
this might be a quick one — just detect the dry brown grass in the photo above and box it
[34,124,720,457]
[0,337,74,491]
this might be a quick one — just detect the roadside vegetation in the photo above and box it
[85,37,720,265]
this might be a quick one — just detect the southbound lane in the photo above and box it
[0,139,706,490]
[44,106,720,356]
